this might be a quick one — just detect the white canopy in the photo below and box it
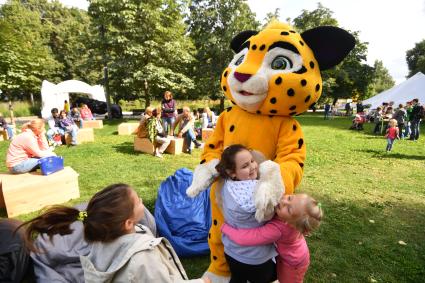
[363,72,425,109]
[41,80,106,118]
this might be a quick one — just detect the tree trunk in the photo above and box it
[30,93,34,106]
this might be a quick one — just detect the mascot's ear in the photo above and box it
[230,30,258,53]
[301,26,355,70]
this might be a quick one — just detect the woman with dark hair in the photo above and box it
[18,184,209,283]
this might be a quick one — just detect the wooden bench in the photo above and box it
[65,128,94,145]
[0,166,80,217]
[134,136,187,155]
[118,123,139,135]
[202,128,214,142]
[82,120,103,129]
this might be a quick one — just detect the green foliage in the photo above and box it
[87,0,195,105]
[406,39,425,78]
[186,0,260,103]
[370,60,395,95]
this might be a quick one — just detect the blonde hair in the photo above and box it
[389,119,398,127]
[21,119,45,134]
[204,107,212,118]
[145,106,154,116]
[292,194,323,235]
[164,91,173,100]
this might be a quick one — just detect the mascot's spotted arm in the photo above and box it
[187,21,355,281]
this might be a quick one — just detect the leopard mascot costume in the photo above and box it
[187,21,355,282]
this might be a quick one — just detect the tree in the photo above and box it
[406,39,425,78]
[88,0,195,106]
[292,3,374,103]
[0,0,61,100]
[187,0,259,110]
[370,60,395,95]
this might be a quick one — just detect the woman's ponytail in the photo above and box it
[18,205,79,252]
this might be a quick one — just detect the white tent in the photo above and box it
[41,80,106,118]
[363,72,425,109]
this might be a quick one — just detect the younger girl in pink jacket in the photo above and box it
[221,193,322,283]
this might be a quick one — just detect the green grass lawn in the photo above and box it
[1,115,424,282]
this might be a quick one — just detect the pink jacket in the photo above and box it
[221,217,309,268]
[80,107,93,120]
[6,129,54,168]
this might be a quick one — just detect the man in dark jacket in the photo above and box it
[409,98,423,140]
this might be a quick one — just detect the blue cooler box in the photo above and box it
[38,156,64,176]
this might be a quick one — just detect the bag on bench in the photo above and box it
[38,156,64,176]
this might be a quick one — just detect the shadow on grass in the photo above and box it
[112,142,139,155]
[360,149,425,160]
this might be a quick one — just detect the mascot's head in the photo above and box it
[221,21,355,115]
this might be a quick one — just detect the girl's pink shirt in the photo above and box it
[80,108,93,119]
[221,217,309,267]
[387,127,398,139]
[6,129,53,168]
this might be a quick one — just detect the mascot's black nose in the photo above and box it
[234,72,252,83]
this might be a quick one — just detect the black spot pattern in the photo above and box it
[229,125,235,132]
[208,233,211,239]
[226,107,232,112]
[281,31,289,35]
[310,61,315,69]
[270,109,277,114]
[209,144,215,149]
[259,44,266,51]
[294,66,307,74]
[299,41,304,46]
[299,163,304,168]
[304,95,311,102]
[315,84,320,92]
[222,85,227,91]
[293,124,297,131]
[256,110,261,114]
[213,219,217,225]
[200,159,206,164]
[224,71,228,77]
[252,44,257,50]
[289,105,296,110]
[298,138,304,149]
[290,30,296,33]
[270,97,277,104]
[213,256,217,260]
[231,100,236,105]
[275,77,282,85]
[290,111,297,116]
[301,79,307,86]
[287,89,295,96]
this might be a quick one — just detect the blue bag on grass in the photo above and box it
[38,156,64,176]
[155,168,211,257]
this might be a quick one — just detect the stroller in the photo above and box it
[350,113,366,130]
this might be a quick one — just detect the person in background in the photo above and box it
[59,110,79,146]
[64,100,71,113]
[385,119,399,152]
[201,107,217,129]
[46,108,65,146]
[173,106,202,154]
[17,183,210,283]
[372,107,383,134]
[161,91,177,136]
[324,103,331,120]
[0,112,14,140]
[80,104,95,122]
[404,101,413,138]
[392,104,406,138]
[6,118,56,174]
[409,98,423,141]
[70,107,82,128]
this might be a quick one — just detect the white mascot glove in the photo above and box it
[254,160,285,222]
[187,159,220,198]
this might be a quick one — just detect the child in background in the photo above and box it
[64,100,70,113]
[70,107,82,128]
[59,110,79,146]
[385,118,399,152]
[80,104,94,121]
[18,184,210,283]
[216,144,277,283]
[221,194,322,283]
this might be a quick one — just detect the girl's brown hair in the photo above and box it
[215,144,250,179]
[19,183,134,252]
[292,194,323,235]
[164,91,173,100]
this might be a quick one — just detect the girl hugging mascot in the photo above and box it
[187,21,355,282]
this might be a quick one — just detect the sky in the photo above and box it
[2,0,425,84]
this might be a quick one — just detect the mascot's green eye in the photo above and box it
[235,55,245,66]
[271,56,293,70]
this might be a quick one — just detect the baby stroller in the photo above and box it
[350,113,366,130]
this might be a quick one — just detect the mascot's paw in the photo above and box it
[203,271,230,283]
[254,160,285,222]
[186,159,220,198]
